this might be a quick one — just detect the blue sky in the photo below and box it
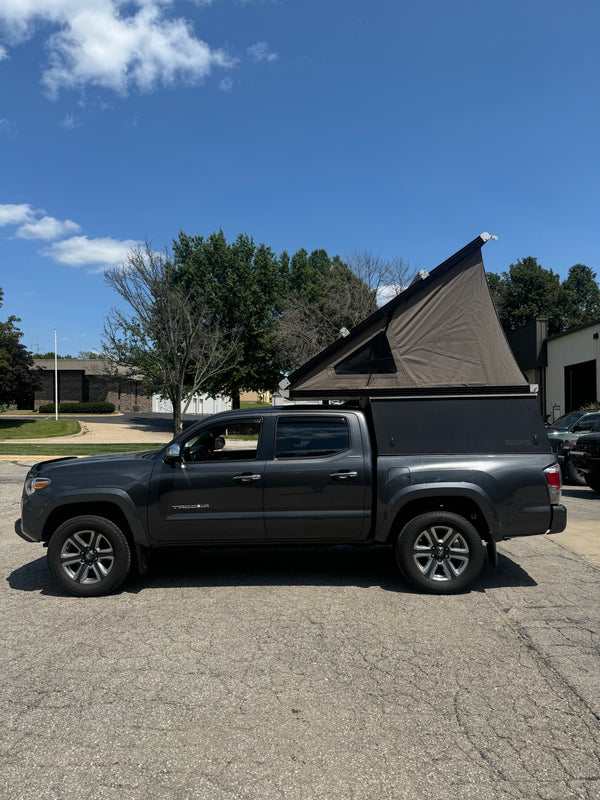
[1,0,599,355]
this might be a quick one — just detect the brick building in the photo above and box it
[33,359,152,412]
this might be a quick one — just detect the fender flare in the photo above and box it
[41,488,149,546]
[375,482,501,543]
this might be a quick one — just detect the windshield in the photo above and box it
[549,412,584,431]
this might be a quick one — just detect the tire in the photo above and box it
[584,475,600,495]
[564,460,587,486]
[395,512,485,594]
[47,515,132,597]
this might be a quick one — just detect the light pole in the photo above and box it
[54,330,59,421]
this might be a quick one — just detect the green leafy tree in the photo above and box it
[173,230,286,408]
[32,352,75,359]
[488,257,569,335]
[562,263,600,326]
[0,288,41,408]
[489,258,600,335]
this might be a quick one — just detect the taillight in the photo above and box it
[544,464,561,504]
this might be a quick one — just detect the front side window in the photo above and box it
[275,418,350,459]
[182,420,261,462]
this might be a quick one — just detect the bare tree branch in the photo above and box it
[103,244,239,434]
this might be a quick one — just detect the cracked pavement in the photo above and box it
[1,462,599,800]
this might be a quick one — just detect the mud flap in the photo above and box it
[135,542,150,575]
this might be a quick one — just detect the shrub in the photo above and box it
[38,401,115,414]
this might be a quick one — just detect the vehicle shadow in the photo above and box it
[7,547,536,596]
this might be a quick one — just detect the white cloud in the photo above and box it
[247,41,277,63]
[219,76,233,92]
[0,1,236,98]
[59,113,82,129]
[0,203,82,240]
[43,235,141,271]
[0,44,8,60]
[0,203,34,225]
[16,215,81,240]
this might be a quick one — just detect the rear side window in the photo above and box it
[275,418,350,458]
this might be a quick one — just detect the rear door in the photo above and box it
[263,413,370,540]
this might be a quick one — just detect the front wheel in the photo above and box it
[47,515,131,597]
[396,512,485,594]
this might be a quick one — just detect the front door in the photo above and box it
[148,418,266,542]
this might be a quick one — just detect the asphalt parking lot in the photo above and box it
[1,462,599,800]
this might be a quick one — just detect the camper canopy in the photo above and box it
[288,233,528,399]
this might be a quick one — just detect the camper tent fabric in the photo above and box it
[288,235,527,398]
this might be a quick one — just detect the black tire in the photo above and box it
[395,511,485,594]
[564,460,587,486]
[47,515,131,597]
[584,475,600,495]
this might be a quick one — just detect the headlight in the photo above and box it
[25,477,51,496]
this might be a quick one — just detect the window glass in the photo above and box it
[549,412,583,430]
[334,332,397,375]
[183,420,261,462]
[275,418,350,458]
[572,414,600,432]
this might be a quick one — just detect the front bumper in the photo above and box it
[15,518,37,543]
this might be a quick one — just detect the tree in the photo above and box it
[488,257,569,335]
[275,249,379,371]
[562,264,600,327]
[173,230,285,408]
[489,258,600,335]
[32,352,75,359]
[485,271,505,316]
[345,250,414,305]
[0,288,41,408]
[103,245,238,435]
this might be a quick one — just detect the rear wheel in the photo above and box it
[396,511,485,594]
[47,515,131,597]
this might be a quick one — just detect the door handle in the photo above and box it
[330,471,358,480]
[233,473,262,483]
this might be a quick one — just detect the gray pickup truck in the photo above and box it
[17,395,566,597]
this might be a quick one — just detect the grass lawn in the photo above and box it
[0,418,81,440]
[0,443,164,456]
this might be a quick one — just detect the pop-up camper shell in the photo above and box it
[287,233,529,400]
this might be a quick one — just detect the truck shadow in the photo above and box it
[8,548,536,596]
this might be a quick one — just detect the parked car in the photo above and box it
[547,412,600,484]
[16,396,566,597]
[570,431,600,494]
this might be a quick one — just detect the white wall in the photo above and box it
[152,394,232,415]
[546,322,600,417]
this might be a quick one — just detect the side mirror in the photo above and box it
[163,443,183,465]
